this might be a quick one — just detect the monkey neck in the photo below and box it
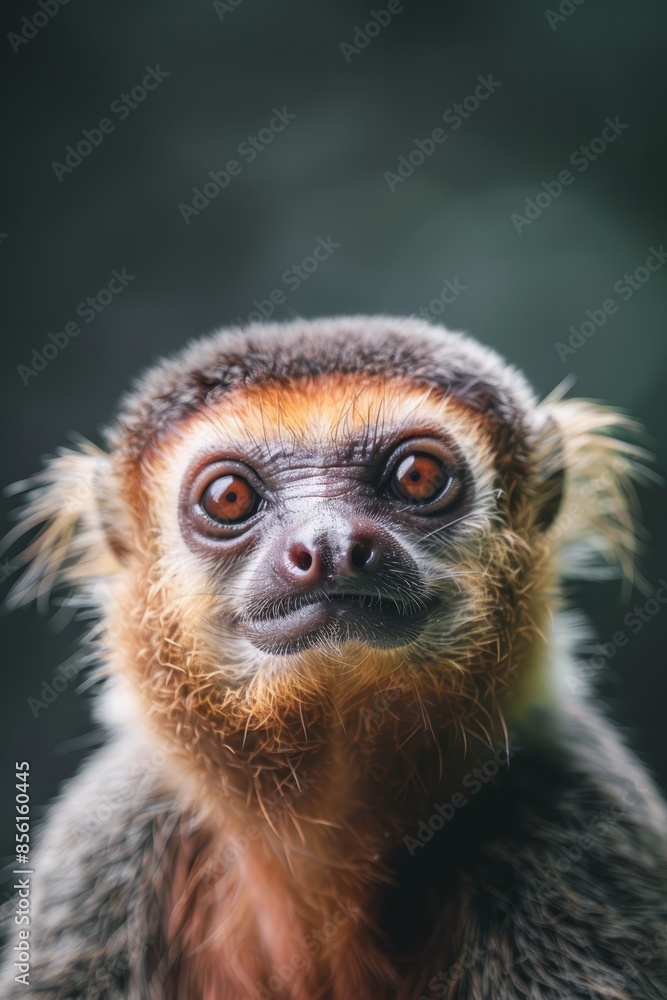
[155,689,482,1000]
[123,619,548,859]
[149,665,511,894]
[118,626,551,997]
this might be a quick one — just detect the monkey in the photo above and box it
[2,314,667,1000]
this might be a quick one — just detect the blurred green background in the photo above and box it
[2,0,666,871]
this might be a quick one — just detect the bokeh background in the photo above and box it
[2,0,667,874]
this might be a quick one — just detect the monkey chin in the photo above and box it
[239,593,436,656]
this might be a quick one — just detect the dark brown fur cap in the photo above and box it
[105,316,537,464]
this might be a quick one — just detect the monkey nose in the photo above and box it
[283,530,381,585]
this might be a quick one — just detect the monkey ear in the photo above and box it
[3,439,123,612]
[533,400,650,585]
[529,410,565,531]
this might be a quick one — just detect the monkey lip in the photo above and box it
[240,592,435,655]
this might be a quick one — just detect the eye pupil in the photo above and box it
[409,470,420,481]
[226,491,237,503]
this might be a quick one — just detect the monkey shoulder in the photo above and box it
[412,701,667,999]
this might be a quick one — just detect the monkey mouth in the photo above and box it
[240,591,435,655]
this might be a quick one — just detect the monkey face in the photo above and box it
[178,425,472,655]
[146,371,510,673]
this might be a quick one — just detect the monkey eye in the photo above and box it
[182,460,267,543]
[392,454,449,503]
[200,474,260,524]
[384,442,463,513]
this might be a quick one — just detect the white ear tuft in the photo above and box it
[539,400,653,590]
[3,439,121,612]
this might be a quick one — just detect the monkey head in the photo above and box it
[7,317,642,794]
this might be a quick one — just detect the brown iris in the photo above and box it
[201,474,259,524]
[392,453,450,504]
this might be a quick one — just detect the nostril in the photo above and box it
[350,539,375,571]
[290,545,313,573]
[296,551,313,572]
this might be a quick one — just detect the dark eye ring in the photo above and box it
[183,460,266,541]
[384,442,463,513]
